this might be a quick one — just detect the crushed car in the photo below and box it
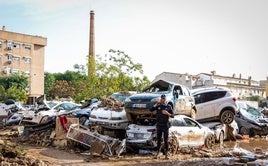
[22,101,81,124]
[235,101,268,137]
[124,79,196,123]
[89,91,135,138]
[201,121,239,144]
[72,98,100,125]
[126,115,216,153]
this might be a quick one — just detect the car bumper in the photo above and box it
[127,138,157,148]
[89,118,128,129]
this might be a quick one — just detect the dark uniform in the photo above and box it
[150,94,174,158]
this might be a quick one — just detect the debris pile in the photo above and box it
[0,129,49,166]
[100,97,124,111]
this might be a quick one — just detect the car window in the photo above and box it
[171,119,186,126]
[55,103,77,110]
[194,91,226,104]
[184,118,198,127]
[181,86,190,96]
[246,105,263,117]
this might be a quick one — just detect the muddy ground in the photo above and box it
[1,125,268,166]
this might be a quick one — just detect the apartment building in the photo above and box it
[153,71,267,99]
[0,26,47,102]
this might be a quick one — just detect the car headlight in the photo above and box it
[151,97,160,102]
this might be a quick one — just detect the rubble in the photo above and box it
[100,97,124,112]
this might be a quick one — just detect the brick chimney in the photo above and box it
[88,10,95,76]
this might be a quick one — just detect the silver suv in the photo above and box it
[191,87,238,124]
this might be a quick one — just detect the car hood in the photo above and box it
[90,107,127,120]
[128,93,163,100]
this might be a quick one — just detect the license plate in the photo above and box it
[133,104,146,108]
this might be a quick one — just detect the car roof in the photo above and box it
[191,87,230,95]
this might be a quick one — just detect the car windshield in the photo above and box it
[110,93,131,102]
[239,103,263,119]
[142,81,172,94]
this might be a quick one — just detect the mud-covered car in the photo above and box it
[126,115,215,152]
[23,101,81,124]
[235,101,268,137]
[124,80,196,123]
[89,91,135,131]
[202,121,239,144]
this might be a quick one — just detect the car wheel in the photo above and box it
[249,128,257,137]
[168,134,178,155]
[40,115,48,124]
[79,116,88,125]
[239,126,250,135]
[205,134,215,149]
[220,110,234,124]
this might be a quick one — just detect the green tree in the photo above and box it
[49,80,75,99]
[0,74,28,102]
[45,49,150,102]
[44,72,56,99]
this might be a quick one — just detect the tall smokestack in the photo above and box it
[88,10,95,76]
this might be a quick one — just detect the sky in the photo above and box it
[0,0,267,81]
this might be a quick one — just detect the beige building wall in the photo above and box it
[0,27,47,99]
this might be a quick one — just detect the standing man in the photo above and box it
[150,94,174,159]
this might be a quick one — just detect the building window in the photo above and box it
[6,67,11,74]
[7,40,13,50]
[24,57,31,63]
[24,70,30,76]
[7,54,13,61]
[12,56,20,61]
[24,45,31,50]
[13,43,20,49]
[11,69,20,74]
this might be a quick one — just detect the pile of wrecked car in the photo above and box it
[0,79,268,162]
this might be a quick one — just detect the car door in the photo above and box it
[174,86,191,115]
[195,92,217,120]
[169,118,189,147]
[183,117,205,147]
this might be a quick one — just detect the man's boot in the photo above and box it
[154,150,160,159]
[164,149,169,160]
[165,153,169,160]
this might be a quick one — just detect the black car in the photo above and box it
[236,101,268,137]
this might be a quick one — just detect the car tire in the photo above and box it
[205,134,215,149]
[220,110,234,124]
[239,126,250,135]
[168,134,178,155]
[79,116,88,125]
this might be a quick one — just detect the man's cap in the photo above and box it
[161,94,166,98]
